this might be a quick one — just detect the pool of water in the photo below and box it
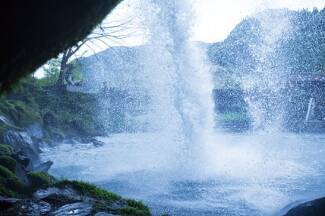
[41,132,325,216]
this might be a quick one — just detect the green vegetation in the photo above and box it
[0,156,16,172]
[0,77,105,141]
[119,207,151,216]
[55,180,122,202]
[0,144,14,156]
[55,180,150,215]
[27,172,56,191]
[0,165,25,197]
[209,8,325,75]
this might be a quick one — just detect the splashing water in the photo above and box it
[243,10,292,132]
[134,0,215,170]
[41,2,325,216]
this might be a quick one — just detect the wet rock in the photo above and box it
[3,130,40,167]
[26,124,44,139]
[5,200,51,216]
[33,161,53,172]
[0,197,20,210]
[34,187,81,202]
[51,202,92,216]
[283,197,325,216]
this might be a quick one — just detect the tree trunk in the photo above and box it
[56,51,69,92]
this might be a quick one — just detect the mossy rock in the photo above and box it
[55,180,121,203]
[126,199,150,214]
[0,100,41,127]
[0,156,16,172]
[119,207,151,216]
[0,144,14,156]
[27,172,56,192]
[55,180,150,215]
[0,165,25,197]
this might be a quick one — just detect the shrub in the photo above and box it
[27,172,56,192]
[0,156,16,172]
[0,144,13,156]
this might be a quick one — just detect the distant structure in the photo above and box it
[285,73,325,132]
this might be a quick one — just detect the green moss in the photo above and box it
[0,156,16,172]
[55,180,150,215]
[119,207,151,216]
[126,199,150,213]
[0,99,41,127]
[0,165,25,196]
[0,144,14,156]
[27,172,56,191]
[55,180,121,203]
[0,183,17,197]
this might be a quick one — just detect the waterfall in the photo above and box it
[135,0,215,166]
[243,10,292,132]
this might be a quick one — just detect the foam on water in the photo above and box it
[42,132,325,215]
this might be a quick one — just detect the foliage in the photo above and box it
[0,144,14,156]
[209,8,325,75]
[27,172,56,191]
[38,58,61,86]
[0,165,25,197]
[55,180,151,215]
[0,77,105,140]
[0,156,17,172]
[55,180,122,202]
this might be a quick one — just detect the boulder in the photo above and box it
[283,197,325,216]
[51,202,92,216]
[3,130,40,167]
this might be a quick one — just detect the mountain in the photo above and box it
[208,8,325,77]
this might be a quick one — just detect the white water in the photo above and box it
[40,1,325,216]
[42,132,325,215]
[242,10,292,132]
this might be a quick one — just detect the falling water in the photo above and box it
[136,0,215,167]
[243,10,292,132]
[41,3,325,216]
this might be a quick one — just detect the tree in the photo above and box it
[54,20,131,91]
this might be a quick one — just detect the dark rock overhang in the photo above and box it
[1,0,122,91]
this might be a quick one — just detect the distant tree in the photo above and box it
[54,20,131,91]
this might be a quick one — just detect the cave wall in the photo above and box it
[1,0,122,90]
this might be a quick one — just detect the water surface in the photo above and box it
[42,132,325,216]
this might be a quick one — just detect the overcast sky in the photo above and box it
[107,0,325,45]
[34,0,324,77]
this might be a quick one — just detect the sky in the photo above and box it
[35,0,324,77]
[106,0,325,44]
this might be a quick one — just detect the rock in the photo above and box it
[3,130,40,167]
[14,152,31,167]
[0,197,20,210]
[283,197,325,216]
[51,202,92,216]
[33,161,53,172]
[26,124,44,139]
[34,187,80,202]
[4,200,51,216]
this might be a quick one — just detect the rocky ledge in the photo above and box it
[283,197,325,216]
[0,181,150,216]
[0,143,150,216]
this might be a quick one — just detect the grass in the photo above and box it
[55,180,151,215]
[0,144,14,156]
[55,180,122,203]
[27,172,56,191]
[0,156,16,172]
